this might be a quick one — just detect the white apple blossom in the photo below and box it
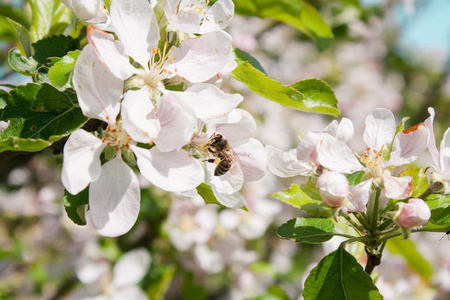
[63,43,204,236]
[189,109,267,208]
[266,117,354,177]
[424,107,450,194]
[164,0,235,35]
[60,0,110,29]
[317,108,430,207]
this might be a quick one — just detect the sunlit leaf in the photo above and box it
[48,50,80,87]
[277,217,335,244]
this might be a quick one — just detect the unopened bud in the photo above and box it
[396,198,431,228]
[316,171,349,208]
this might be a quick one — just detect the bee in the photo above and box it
[439,230,450,241]
[205,133,238,176]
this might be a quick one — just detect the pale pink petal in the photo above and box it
[121,88,160,143]
[200,0,234,33]
[317,134,364,174]
[363,108,396,151]
[61,0,108,23]
[214,109,256,145]
[213,189,245,208]
[387,123,429,167]
[110,0,158,70]
[173,83,243,120]
[87,27,137,80]
[216,47,238,78]
[207,162,243,194]
[296,131,323,163]
[348,179,373,212]
[424,107,440,168]
[383,175,413,200]
[153,93,195,152]
[164,0,202,35]
[316,171,349,208]
[266,145,312,177]
[89,156,140,237]
[335,118,354,143]
[234,138,266,181]
[131,145,204,192]
[167,31,232,83]
[112,248,151,287]
[62,129,106,195]
[111,287,148,300]
[440,127,450,177]
[73,44,122,125]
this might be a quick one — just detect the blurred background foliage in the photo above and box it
[1,0,450,299]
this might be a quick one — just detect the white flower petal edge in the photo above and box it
[62,129,106,195]
[348,180,372,212]
[207,162,244,195]
[266,145,312,177]
[110,0,159,70]
[87,26,138,80]
[131,145,204,192]
[73,44,122,125]
[61,0,108,24]
[164,0,202,35]
[110,286,148,300]
[167,31,232,83]
[318,134,363,174]
[387,123,429,167]
[363,108,396,151]
[234,138,267,181]
[89,155,141,237]
[112,248,151,287]
[215,109,256,145]
[200,0,234,34]
[213,189,245,209]
[424,107,440,168]
[121,88,160,144]
[383,175,413,200]
[440,127,450,178]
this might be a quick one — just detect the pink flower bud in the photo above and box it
[316,171,349,208]
[397,198,431,228]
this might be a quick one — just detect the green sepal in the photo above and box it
[277,217,335,244]
[63,187,89,226]
[303,247,383,300]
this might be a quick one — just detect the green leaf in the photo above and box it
[32,35,80,66]
[63,188,89,226]
[398,167,428,198]
[419,222,450,233]
[269,183,330,217]
[232,62,339,116]
[0,136,52,152]
[29,0,72,41]
[7,18,33,57]
[48,50,80,87]
[303,247,383,300]
[277,217,335,244]
[300,1,333,39]
[386,236,433,281]
[233,48,266,74]
[0,83,87,151]
[8,48,38,76]
[425,194,450,224]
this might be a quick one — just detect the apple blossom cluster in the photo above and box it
[60,0,266,237]
[267,107,450,235]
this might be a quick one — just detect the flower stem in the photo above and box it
[366,187,381,235]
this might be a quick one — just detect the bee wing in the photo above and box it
[229,147,244,171]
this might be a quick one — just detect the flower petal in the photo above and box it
[61,0,108,23]
[131,145,204,192]
[424,107,440,168]
[206,161,243,194]
[164,0,202,35]
[348,179,372,212]
[214,109,256,145]
[383,175,413,200]
[387,123,429,167]
[173,83,243,121]
[200,0,234,34]
[440,127,450,177]
[73,44,122,125]
[89,156,141,237]
[363,108,396,151]
[110,0,158,70]
[234,138,266,181]
[62,129,106,195]
[266,145,312,177]
[167,31,232,83]
[317,134,364,174]
[213,189,245,208]
[87,26,137,80]
[153,93,196,152]
[121,88,160,143]
[112,248,151,287]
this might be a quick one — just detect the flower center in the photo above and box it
[101,121,135,151]
[358,146,386,178]
[141,43,175,90]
